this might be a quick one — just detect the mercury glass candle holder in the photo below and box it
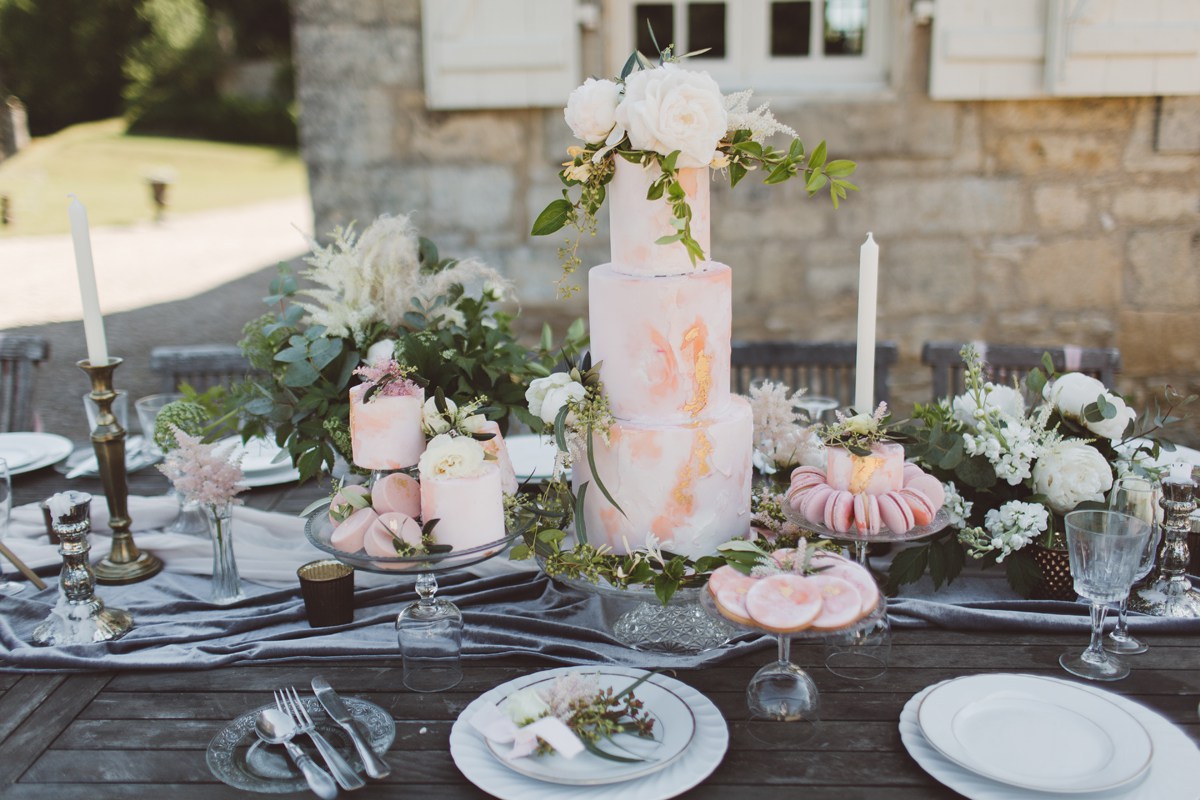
[1129,474,1200,618]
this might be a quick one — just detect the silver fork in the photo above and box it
[276,687,366,791]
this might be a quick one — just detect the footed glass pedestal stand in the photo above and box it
[305,512,524,693]
[701,590,886,731]
[783,506,949,680]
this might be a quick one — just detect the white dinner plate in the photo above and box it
[505,434,562,481]
[218,436,291,474]
[238,462,301,489]
[901,674,1200,800]
[0,432,74,475]
[918,674,1153,793]
[450,666,728,800]
[483,671,696,786]
[59,437,159,477]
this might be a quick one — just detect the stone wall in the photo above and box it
[292,0,1200,442]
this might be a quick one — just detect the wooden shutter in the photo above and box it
[421,0,581,110]
[929,0,1200,100]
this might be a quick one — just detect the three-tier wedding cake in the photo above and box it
[573,160,753,559]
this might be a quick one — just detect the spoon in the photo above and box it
[255,709,338,799]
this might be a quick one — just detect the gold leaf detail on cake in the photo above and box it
[680,322,711,417]
[849,453,883,495]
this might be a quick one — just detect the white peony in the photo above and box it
[418,433,487,479]
[1032,439,1114,514]
[526,373,586,426]
[564,78,621,143]
[952,383,1025,427]
[364,339,396,367]
[1044,373,1135,440]
[614,64,728,168]
[502,686,551,725]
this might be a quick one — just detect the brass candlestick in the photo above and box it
[79,358,163,584]
[32,491,133,645]
[1129,473,1200,618]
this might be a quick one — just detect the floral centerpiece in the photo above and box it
[532,40,857,294]
[892,345,1192,597]
[232,214,586,481]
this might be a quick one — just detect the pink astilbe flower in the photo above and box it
[353,360,421,398]
[158,428,247,509]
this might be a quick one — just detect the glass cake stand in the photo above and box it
[306,511,525,692]
[549,570,739,654]
[781,504,949,679]
[701,588,886,730]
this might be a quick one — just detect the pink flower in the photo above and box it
[353,360,421,398]
[158,429,247,509]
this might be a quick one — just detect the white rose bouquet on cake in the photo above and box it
[533,39,857,295]
[893,344,1191,597]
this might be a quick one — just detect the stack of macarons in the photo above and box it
[328,473,424,558]
[707,549,880,634]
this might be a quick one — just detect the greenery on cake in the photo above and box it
[532,35,857,296]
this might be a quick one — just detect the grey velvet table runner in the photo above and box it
[4,562,1199,673]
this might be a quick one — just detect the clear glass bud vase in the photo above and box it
[207,502,244,605]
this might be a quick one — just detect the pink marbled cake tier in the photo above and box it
[348,383,425,470]
[572,396,753,559]
[419,462,505,551]
[609,159,711,277]
[589,262,731,425]
[825,442,905,495]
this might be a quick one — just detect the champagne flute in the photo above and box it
[1059,510,1151,681]
[1105,477,1161,655]
[0,458,24,595]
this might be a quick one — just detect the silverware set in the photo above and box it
[253,677,391,797]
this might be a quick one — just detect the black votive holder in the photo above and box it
[297,559,355,627]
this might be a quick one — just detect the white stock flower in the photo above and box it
[364,338,396,366]
[502,686,552,725]
[423,396,457,435]
[418,433,487,479]
[526,373,585,425]
[952,383,1024,427]
[1044,373,1135,440]
[1032,439,1114,514]
[615,64,728,168]
[564,78,621,143]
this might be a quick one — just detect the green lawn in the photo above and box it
[0,119,307,236]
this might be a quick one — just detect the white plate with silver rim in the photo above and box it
[917,673,1153,794]
[483,670,695,786]
[505,434,563,482]
[238,462,301,489]
[901,674,1199,800]
[219,436,291,474]
[451,666,728,800]
[0,432,74,475]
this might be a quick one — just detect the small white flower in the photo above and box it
[615,63,728,168]
[423,396,457,435]
[526,373,586,426]
[502,686,552,725]
[1044,373,1135,440]
[564,78,621,143]
[418,433,487,479]
[1032,439,1114,514]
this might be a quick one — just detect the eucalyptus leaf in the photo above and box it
[531,199,573,236]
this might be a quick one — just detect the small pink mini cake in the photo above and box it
[825,442,904,495]
[418,434,505,551]
[476,420,518,495]
[348,381,425,470]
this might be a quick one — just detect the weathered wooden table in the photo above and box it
[3,464,1198,799]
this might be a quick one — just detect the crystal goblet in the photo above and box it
[1104,477,1161,655]
[1059,510,1151,682]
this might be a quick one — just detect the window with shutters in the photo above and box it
[929,0,1200,100]
[606,0,893,95]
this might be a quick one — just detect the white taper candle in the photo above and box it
[854,232,879,413]
[68,195,109,365]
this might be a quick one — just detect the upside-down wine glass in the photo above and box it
[1104,477,1161,655]
[396,570,463,693]
[1059,510,1151,681]
[794,395,839,426]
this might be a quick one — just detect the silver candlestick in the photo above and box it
[32,492,134,646]
[1128,473,1200,618]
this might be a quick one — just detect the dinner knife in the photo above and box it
[311,676,391,779]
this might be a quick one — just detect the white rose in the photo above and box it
[539,382,586,426]
[526,373,575,421]
[423,397,457,435]
[462,414,489,435]
[502,686,551,725]
[614,64,728,168]
[952,383,1025,426]
[842,413,877,435]
[418,433,486,479]
[564,78,621,143]
[1044,373,1134,440]
[1032,439,1114,514]
[364,339,396,367]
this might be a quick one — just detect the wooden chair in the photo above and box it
[149,345,254,393]
[922,341,1122,399]
[0,333,49,432]
[730,340,900,407]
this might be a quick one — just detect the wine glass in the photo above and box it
[1059,510,1151,681]
[0,458,24,595]
[1104,477,1161,655]
[747,632,820,727]
[396,571,463,692]
[794,395,839,426]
